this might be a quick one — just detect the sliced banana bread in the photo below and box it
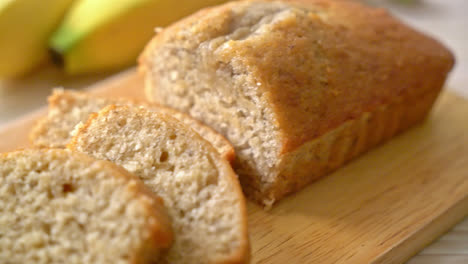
[140,0,455,206]
[68,105,249,264]
[0,148,172,264]
[30,89,235,163]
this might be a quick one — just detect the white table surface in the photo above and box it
[0,0,466,263]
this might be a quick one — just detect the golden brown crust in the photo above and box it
[245,85,441,205]
[223,0,453,153]
[270,0,454,152]
[68,105,250,263]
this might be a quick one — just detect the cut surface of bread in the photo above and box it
[0,148,172,264]
[68,105,249,264]
[29,89,235,163]
[140,0,454,206]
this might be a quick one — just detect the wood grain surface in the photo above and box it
[0,70,467,264]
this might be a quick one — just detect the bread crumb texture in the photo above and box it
[69,105,248,264]
[0,148,172,264]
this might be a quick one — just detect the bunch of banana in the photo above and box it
[0,0,229,78]
[0,0,74,78]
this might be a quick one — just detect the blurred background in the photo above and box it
[0,0,466,126]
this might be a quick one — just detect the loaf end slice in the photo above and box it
[0,148,172,264]
[68,105,249,264]
[140,0,454,206]
[29,89,235,163]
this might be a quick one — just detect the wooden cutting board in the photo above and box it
[1,69,467,264]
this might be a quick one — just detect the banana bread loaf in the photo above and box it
[140,0,455,206]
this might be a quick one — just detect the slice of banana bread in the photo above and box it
[0,148,172,264]
[68,105,249,264]
[30,89,235,163]
[140,0,455,206]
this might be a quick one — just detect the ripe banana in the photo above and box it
[0,0,74,78]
